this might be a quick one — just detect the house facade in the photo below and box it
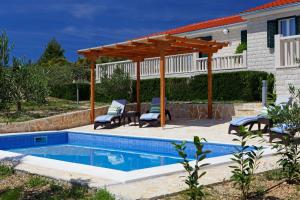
[96,0,300,97]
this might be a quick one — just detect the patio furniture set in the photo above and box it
[228,96,295,143]
[93,96,295,144]
[93,97,172,130]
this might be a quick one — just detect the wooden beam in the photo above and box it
[160,52,166,127]
[136,60,141,114]
[207,53,213,119]
[90,60,96,124]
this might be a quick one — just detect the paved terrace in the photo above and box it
[66,119,279,199]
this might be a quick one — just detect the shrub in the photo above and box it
[0,165,14,179]
[229,128,263,200]
[235,42,247,54]
[26,176,48,188]
[91,188,115,200]
[268,85,300,184]
[132,71,274,102]
[50,83,90,101]
[173,136,211,200]
[95,66,132,102]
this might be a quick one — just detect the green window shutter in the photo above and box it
[241,30,247,44]
[296,16,300,34]
[267,20,278,48]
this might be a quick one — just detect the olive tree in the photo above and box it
[8,57,49,112]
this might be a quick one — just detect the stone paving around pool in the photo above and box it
[67,119,279,199]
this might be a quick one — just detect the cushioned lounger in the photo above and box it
[139,97,171,128]
[269,124,292,142]
[94,99,127,129]
[228,96,293,135]
[228,116,262,134]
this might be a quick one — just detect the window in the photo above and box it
[197,36,212,58]
[241,30,247,44]
[278,18,296,36]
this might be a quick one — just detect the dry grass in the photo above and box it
[0,97,107,123]
[161,170,300,200]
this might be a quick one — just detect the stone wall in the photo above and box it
[0,102,262,134]
[276,67,300,97]
[0,107,108,134]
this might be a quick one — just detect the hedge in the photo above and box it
[131,71,274,102]
[51,71,274,103]
[50,83,90,101]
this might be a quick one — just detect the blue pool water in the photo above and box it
[0,132,242,171]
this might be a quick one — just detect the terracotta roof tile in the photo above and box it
[243,0,300,13]
[142,15,245,38]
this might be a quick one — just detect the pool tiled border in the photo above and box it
[0,131,276,185]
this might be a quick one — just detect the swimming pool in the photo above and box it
[0,131,242,172]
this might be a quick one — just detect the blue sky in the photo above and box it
[1,0,273,62]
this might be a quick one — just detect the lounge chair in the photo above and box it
[94,99,127,130]
[269,124,291,143]
[228,115,268,134]
[228,96,292,134]
[139,97,171,128]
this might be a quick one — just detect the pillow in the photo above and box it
[150,104,160,113]
[107,105,121,115]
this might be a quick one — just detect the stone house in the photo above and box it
[97,0,300,97]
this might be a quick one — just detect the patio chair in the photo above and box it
[139,97,171,128]
[269,124,291,143]
[228,96,292,134]
[94,99,127,129]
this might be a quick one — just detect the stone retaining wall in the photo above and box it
[0,102,262,133]
[0,107,108,134]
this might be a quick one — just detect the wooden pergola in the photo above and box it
[77,34,228,127]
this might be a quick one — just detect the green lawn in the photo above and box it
[0,98,107,123]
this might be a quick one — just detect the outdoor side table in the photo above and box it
[123,111,140,126]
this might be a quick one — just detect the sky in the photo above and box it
[1,0,274,62]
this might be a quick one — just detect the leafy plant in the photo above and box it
[0,188,22,200]
[26,176,48,188]
[0,165,14,179]
[173,136,211,200]
[229,127,263,200]
[268,85,300,184]
[235,42,247,54]
[90,188,115,200]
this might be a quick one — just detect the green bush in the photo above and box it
[91,188,115,200]
[53,71,274,103]
[95,66,132,103]
[132,71,274,102]
[50,83,90,101]
[235,42,247,54]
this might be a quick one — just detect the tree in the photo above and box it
[38,38,67,65]
[8,57,49,112]
[0,31,13,110]
[96,66,132,102]
[0,31,14,67]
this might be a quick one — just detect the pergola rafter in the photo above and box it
[78,34,228,127]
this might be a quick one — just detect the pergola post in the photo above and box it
[136,60,141,113]
[160,52,166,127]
[90,60,96,124]
[207,53,213,119]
